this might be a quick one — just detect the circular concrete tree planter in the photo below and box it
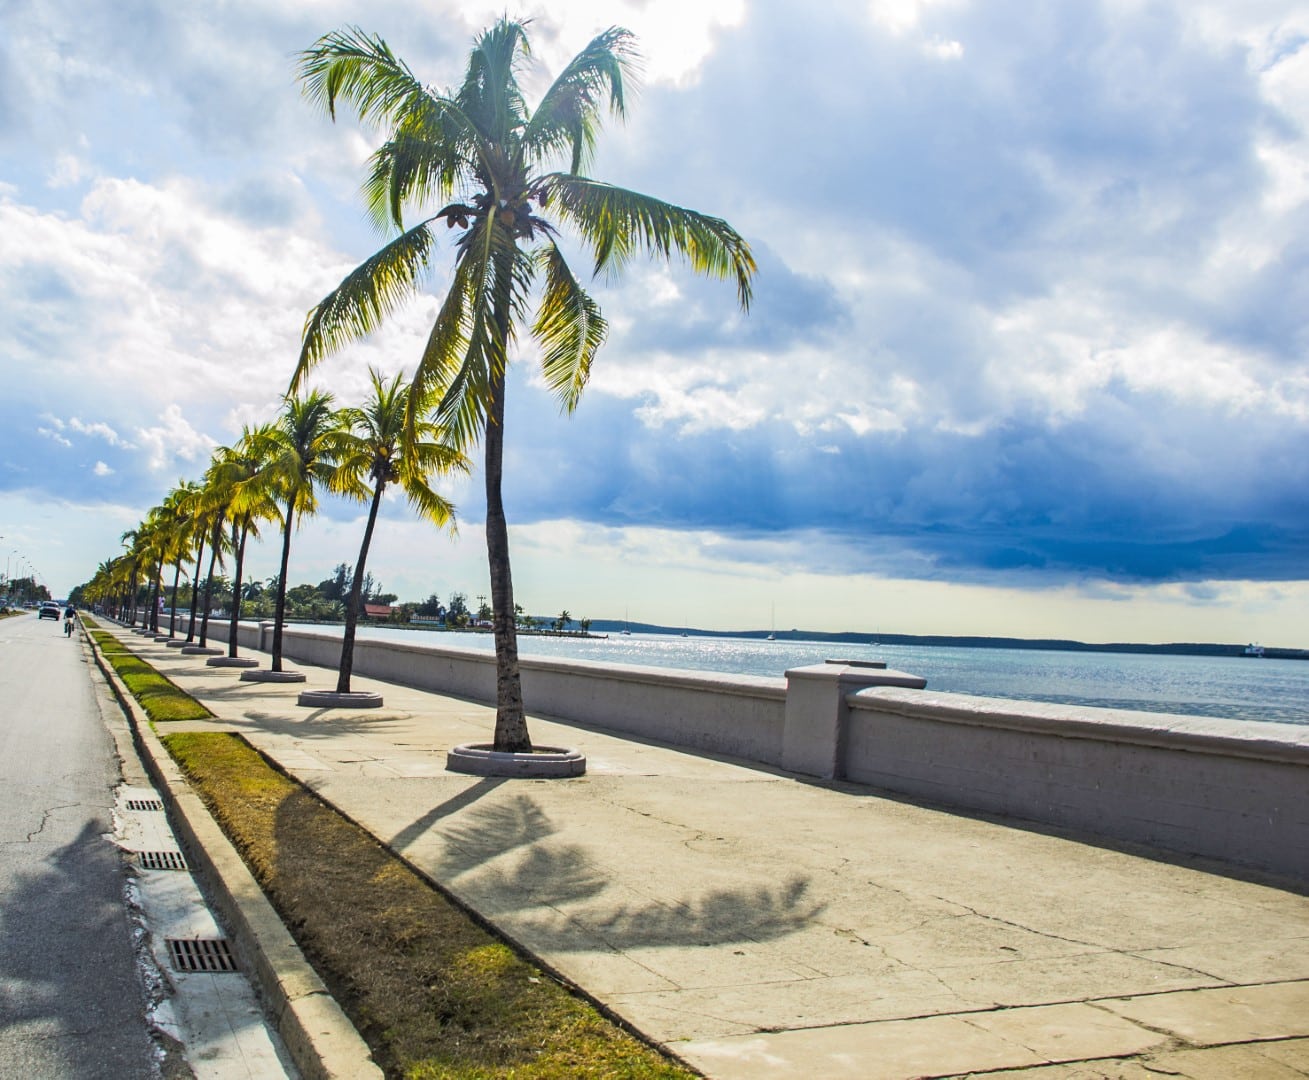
[180,645,223,655]
[207,656,259,668]
[165,640,190,648]
[446,744,586,779]
[239,669,307,683]
[153,635,172,643]
[296,689,384,709]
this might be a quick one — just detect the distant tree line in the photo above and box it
[102,564,593,634]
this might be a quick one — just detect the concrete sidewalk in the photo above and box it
[109,624,1309,1079]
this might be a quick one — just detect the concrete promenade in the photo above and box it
[102,622,1309,1079]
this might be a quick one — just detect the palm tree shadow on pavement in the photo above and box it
[425,792,823,951]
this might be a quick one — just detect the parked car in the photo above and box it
[38,602,60,620]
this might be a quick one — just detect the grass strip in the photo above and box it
[162,732,692,1080]
[89,628,213,722]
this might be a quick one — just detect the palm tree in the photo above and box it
[331,369,465,693]
[179,482,214,643]
[213,424,280,659]
[132,513,167,633]
[158,481,200,639]
[86,558,124,618]
[253,391,347,672]
[119,527,146,626]
[294,20,755,751]
[195,457,243,648]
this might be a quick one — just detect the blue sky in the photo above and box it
[1,0,1307,644]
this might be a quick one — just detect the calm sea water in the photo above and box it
[348,626,1309,727]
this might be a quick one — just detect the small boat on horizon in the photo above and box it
[1244,642,1266,657]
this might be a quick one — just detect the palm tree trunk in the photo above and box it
[128,569,139,626]
[147,559,163,632]
[228,524,248,659]
[198,528,220,646]
[186,538,205,642]
[168,562,182,638]
[485,362,531,752]
[336,482,384,694]
[271,499,295,672]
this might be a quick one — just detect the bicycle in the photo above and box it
[64,615,75,637]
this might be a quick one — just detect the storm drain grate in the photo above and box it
[125,798,164,812]
[166,938,237,973]
[136,850,188,871]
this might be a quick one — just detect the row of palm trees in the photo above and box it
[83,372,464,695]
[89,17,754,753]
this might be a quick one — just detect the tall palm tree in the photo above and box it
[158,481,200,639]
[254,391,347,672]
[180,480,219,642]
[331,369,465,693]
[194,465,236,648]
[119,527,146,626]
[85,558,122,617]
[132,513,167,633]
[294,20,755,751]
[212,424,280,659]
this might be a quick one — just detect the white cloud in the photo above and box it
[37,427,72,447]
[923,37,964,59]
[506,0,746,86]
[46,151,88,189]
[134,404,216,472]
[69,418,129,446]
[93,460,113,476]
[866,0,963,36]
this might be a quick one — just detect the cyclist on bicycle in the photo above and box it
[63,603,76,637]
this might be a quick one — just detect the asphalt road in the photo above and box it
[0,613,163,1079]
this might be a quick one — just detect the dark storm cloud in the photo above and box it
[502,369,1309,584]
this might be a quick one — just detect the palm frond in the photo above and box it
[524,27,637,174]
[412,215,530,448]
[459,18,531,144]
[362,98,492,232]
[542,174,756,309]
[364,128,454,233]
[533,241,607,412]
[297,27,432,131]
[293,222,436,392]
[409,251,480,448]
[402,477,458,531]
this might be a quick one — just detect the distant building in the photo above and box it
[363,603,393,620]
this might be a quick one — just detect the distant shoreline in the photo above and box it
[226,613,1308,661]
[581,620,1309,661]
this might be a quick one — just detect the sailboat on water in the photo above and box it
[767,603,776,641]
[621,607,631,635]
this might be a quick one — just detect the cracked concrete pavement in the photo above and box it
[106,622,1309,1079]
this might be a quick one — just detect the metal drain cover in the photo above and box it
[137,850,188,871]
[125,798,164,812]
[166,938,237,973]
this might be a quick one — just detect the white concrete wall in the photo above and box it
[285,625,790,764]
[844,688,1309,881]
[155,615,1309,881]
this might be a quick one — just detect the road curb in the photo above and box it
[86,625,383,1080]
